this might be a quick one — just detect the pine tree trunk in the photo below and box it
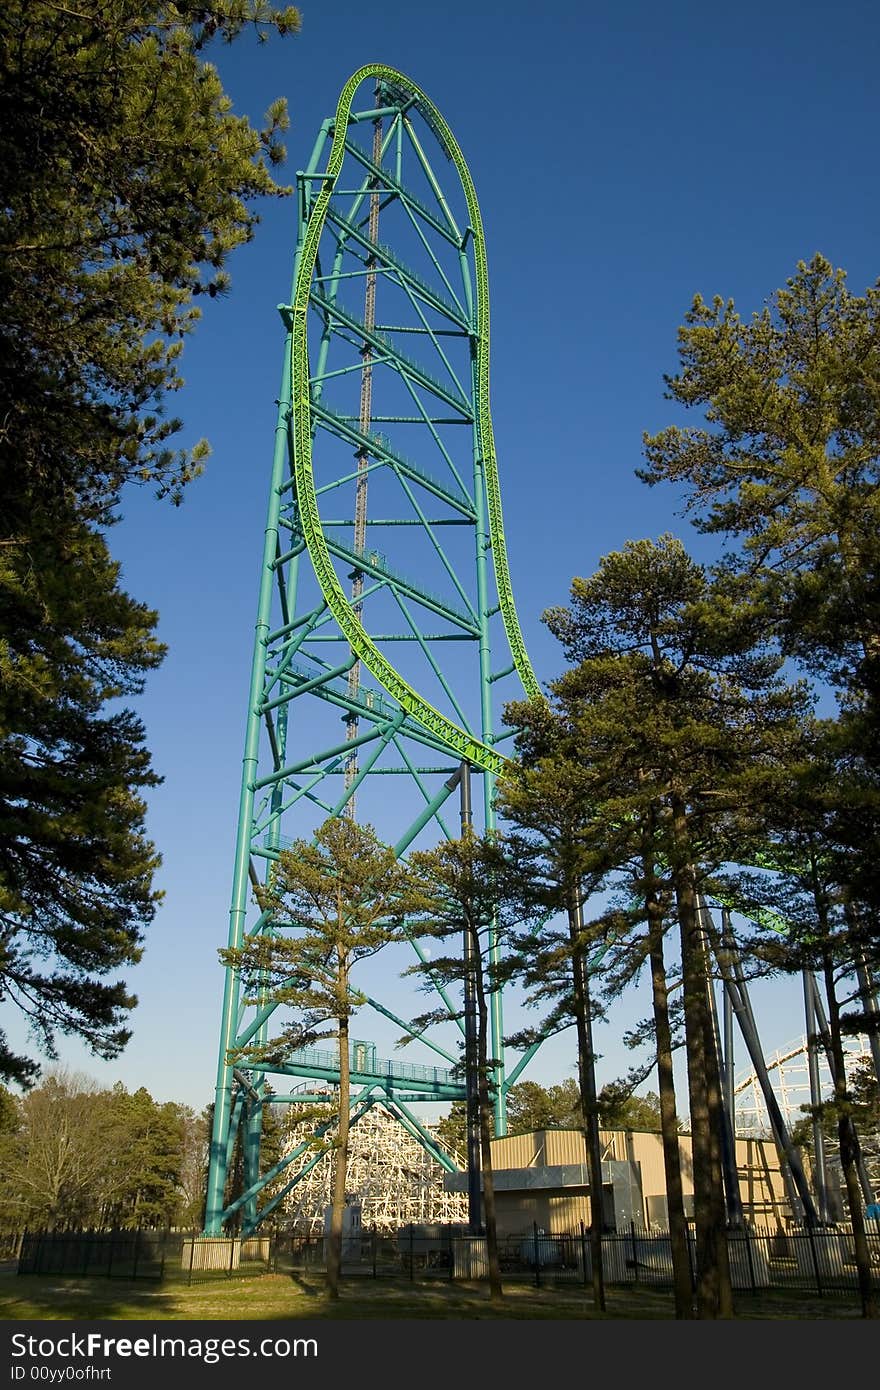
[643,854,693,1318]
[700,945,735,1318]
[821,951,878,1318]
[472,920,504,1304]
[672,801,732,1317]
[567,893,606,1312]
[327,980,351,1300]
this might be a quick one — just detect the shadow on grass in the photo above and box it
[0,1272,181,1320]
[0,1268,866,1321]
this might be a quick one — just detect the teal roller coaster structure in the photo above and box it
[204,66,541,1236]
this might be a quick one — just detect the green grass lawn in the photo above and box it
[0,1267,866,1320]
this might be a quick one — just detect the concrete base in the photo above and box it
[181,1238,240,1272]
[452,1237,488,1279]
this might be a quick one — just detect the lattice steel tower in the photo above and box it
[204,66,541,1236]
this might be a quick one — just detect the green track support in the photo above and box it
[205,66,539,1235]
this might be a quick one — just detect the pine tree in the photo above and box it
[222,816,426,1298]
[718,737,879,1317]
[493,732,615,1312]
[406,831,522,1306]
[0,1,301,1083]
[525,536,810,1316]
[640,254,880,919]
[497,692,691,1315]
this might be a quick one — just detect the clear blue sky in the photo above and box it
[11,0,880,1115]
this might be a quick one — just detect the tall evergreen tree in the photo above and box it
[498,694,692,1315]
[222,816,426,1298]
[493,737,617,1312]
[640,254,880,917]
[406,831,522,1307]
[530,536,810,1316]
[718,738,879,1317]
[0,1,301,1083]
[0,0,300,515]
[96,1085,186,1227]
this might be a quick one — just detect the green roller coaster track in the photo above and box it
[204,66,543,1235]
[289,64,540,773]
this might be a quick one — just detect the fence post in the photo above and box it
[533,1222,541,1289]
[372,1227,377,1280]
[188,1230,196,1287]
[228,1232,236,1279]
[743,1225,756,1293]
[580,1221,588,1288]
[448,1227,454,1282]
[804,1221,823,1299]
[106,1232,114,1279]
[159,1230,166,1284]
[630,1221,639,1283]
[131,1232,140,1281]
[409,1224,414,1282]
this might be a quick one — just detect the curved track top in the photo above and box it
[289,64,540,776]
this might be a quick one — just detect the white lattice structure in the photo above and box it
[279,1103,469,1233]
[734,1034,872,1137]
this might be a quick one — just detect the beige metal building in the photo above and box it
[446,1128,796,1237]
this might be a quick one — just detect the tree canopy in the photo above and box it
[0,1070,195,1229]
[640,255,880,919]
[640,255,880,701]
[0,1,300,1084]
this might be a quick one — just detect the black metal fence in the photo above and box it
[12,1221,880,1298]
[281,1220,880,1299]
[15,1230,277,1284]
[17,1230,172,1281]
